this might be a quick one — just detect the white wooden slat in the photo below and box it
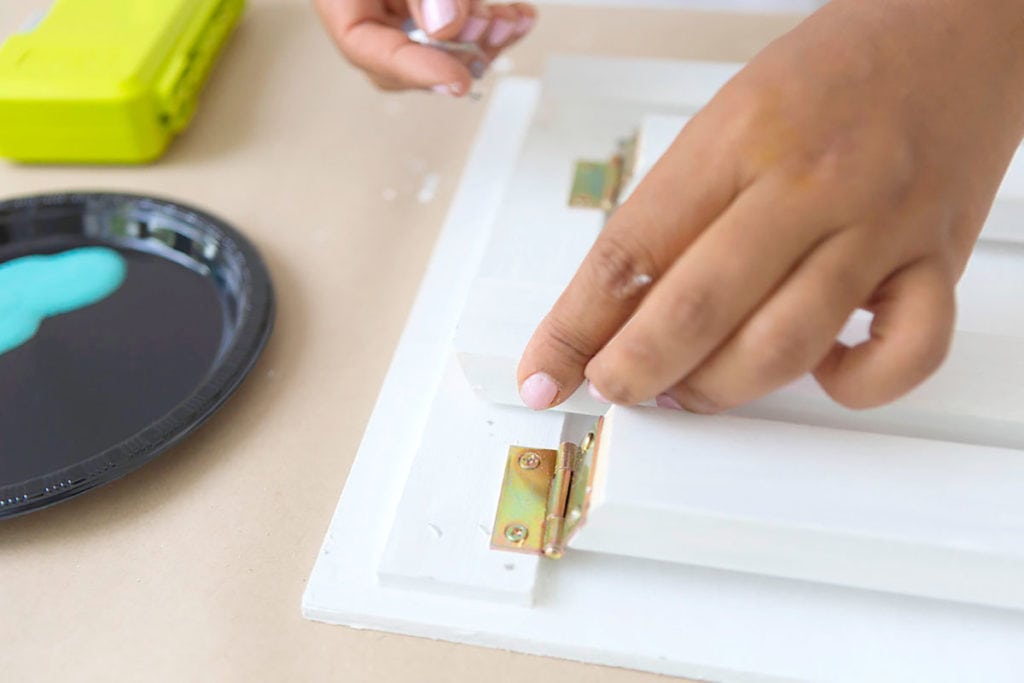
[571,405,1024,611]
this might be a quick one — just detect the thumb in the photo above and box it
[407,0,472,40]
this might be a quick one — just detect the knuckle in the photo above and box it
[664,286,715,335]
[742,118,921,223]
[828,257,870,296]
[587,234,658,303]
[595,346,661,405]
[541,315,596,368]
[748,320,818,379]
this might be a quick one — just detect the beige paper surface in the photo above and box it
[0,1,799,679]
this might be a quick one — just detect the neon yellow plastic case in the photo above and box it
[0,0,244,164]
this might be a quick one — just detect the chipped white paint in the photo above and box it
[416,172,441,204]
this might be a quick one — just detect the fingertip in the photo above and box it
[655,393,684,411]
[456,14,489,42]
[418,0,472,40]
[429,71,473,97]
[812,342,875,409]
[519,372,560,410]
[667,382,723,414]
[484,5,518,47]
[511,2,537,35]
[587,381,610,404]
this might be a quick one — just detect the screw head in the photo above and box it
[504,523,529,543]
[518,451,542,470]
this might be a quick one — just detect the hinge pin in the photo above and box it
[541,444,576,558]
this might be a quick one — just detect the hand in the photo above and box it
[517,0,1024,413]
[315,0,536,96]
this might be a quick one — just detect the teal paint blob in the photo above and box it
[0,247,127,356]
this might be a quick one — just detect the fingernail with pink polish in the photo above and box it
[457,15,488,42]
[487,19,514,46]
[588,381,610,404]
[431,82,462,97]
[520,372,559,410]
[422,0,458,33]
[515,16,535,35]
[656,394,683,411]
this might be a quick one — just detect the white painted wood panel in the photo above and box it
[305,68,1024,682]
[571,405,1024,611]
[453,105,1024,441]
[377,357,563,605]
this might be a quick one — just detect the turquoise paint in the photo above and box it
[0,247,127,356]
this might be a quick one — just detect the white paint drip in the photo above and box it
[417,173,441,204]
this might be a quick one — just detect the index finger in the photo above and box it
[515,116,740,409]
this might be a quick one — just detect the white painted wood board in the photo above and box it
[304,61,1024,682]
[453,104,1024,445]
[376,356,564,606]
[572,405,1024,611]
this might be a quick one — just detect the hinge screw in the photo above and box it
[504,523,529,543]
[518,451,542,470]
[580,432,595,453]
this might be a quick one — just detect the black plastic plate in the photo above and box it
[0,192,274,517]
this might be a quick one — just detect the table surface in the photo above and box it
[0,2,801,680]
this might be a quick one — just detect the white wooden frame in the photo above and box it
[304,58,1024,681]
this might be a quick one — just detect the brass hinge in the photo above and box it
[567,135,637,213]
[490,419,603,559]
